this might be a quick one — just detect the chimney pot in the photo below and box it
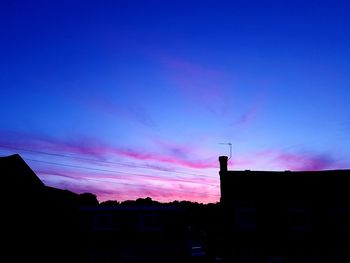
[219,156,228,172]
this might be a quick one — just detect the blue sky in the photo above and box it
[1,0,350,203]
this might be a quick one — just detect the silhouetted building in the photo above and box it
[219,156,350,263]
[79,205,187,263]
[1,154,80,262]
[1,154,200,262]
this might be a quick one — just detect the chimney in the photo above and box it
[219,156,228,172]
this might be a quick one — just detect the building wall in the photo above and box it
[219,160,350,263]
[79,206,187,263]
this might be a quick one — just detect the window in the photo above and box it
[138,214,161,231]
[111,215,119,230]
[287,201,310,232]
[234,248,259,263]
[266,255,284,263]
[91,252,113,263]
[234,201,257,231]
[329,207,350,233]
[94,214,112,231]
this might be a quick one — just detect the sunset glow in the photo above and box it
[1,1,350,203]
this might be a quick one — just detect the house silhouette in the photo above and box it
[1,153,45,190]
[1,154,79,200]
[1,154,189,263]
[219,155,350,263]
[6,153,350,262]
[1,154,80,262]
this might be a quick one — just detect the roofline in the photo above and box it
[222,169,350,173]
[80,206,184,212]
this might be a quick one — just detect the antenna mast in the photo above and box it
[219,142,232,159]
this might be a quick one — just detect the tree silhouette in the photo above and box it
[78,192,99,206]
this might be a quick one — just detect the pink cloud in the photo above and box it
[250,149,346,171]
[272,151,338,171]
[0,131,218,170]
[217,149,348,172]
[94,182,220,203]
[151,137,195,159]
[35,166,218,187]
[109,147,216,169]
[2,131,346,172]
[0,132,219,203]
[0,132,221,203]
[37,169,219,203]
[3,130,347,203]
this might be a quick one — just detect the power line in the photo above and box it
[0,145,220,198]
[26,158,219,187]
[0,144,215,179]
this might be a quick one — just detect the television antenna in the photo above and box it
[218,142,232,160]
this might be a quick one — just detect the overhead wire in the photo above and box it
[0,145,220,197]
[0,144,216,179]
[27,158,219,187]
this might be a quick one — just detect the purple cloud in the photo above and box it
[65,87,156,128]
[37,169,219,203]
[2,131,347,172]
[231,91,266,127]
[3,130,347,203]
[232,105,260,127]
[218,149,349,172]
[90,99,157,128]
[253,149,347,171]
[159,56,229,112]
[0,130,220,203]
[272,151,338,171]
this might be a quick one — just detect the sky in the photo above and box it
[1,0,350,203]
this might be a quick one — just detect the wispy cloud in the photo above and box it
[151,138,194,159]
[0,131,217,169]
[37,168,219,203]
[108,147,217,169]
[35,165,218,188]
[88,98,156,128]
[0,131,220,203]
[232,104,260,127]
[217,148,348,172]
[271,151,339,171]
[252,149,346,171]
[160,56,229,112]
[3,130,347,203]
[2,131,347,172]
[65,87,156,128]
[231,90,266,127]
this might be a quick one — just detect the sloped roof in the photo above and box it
[0,154,45,191]
[1,154,79,207]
